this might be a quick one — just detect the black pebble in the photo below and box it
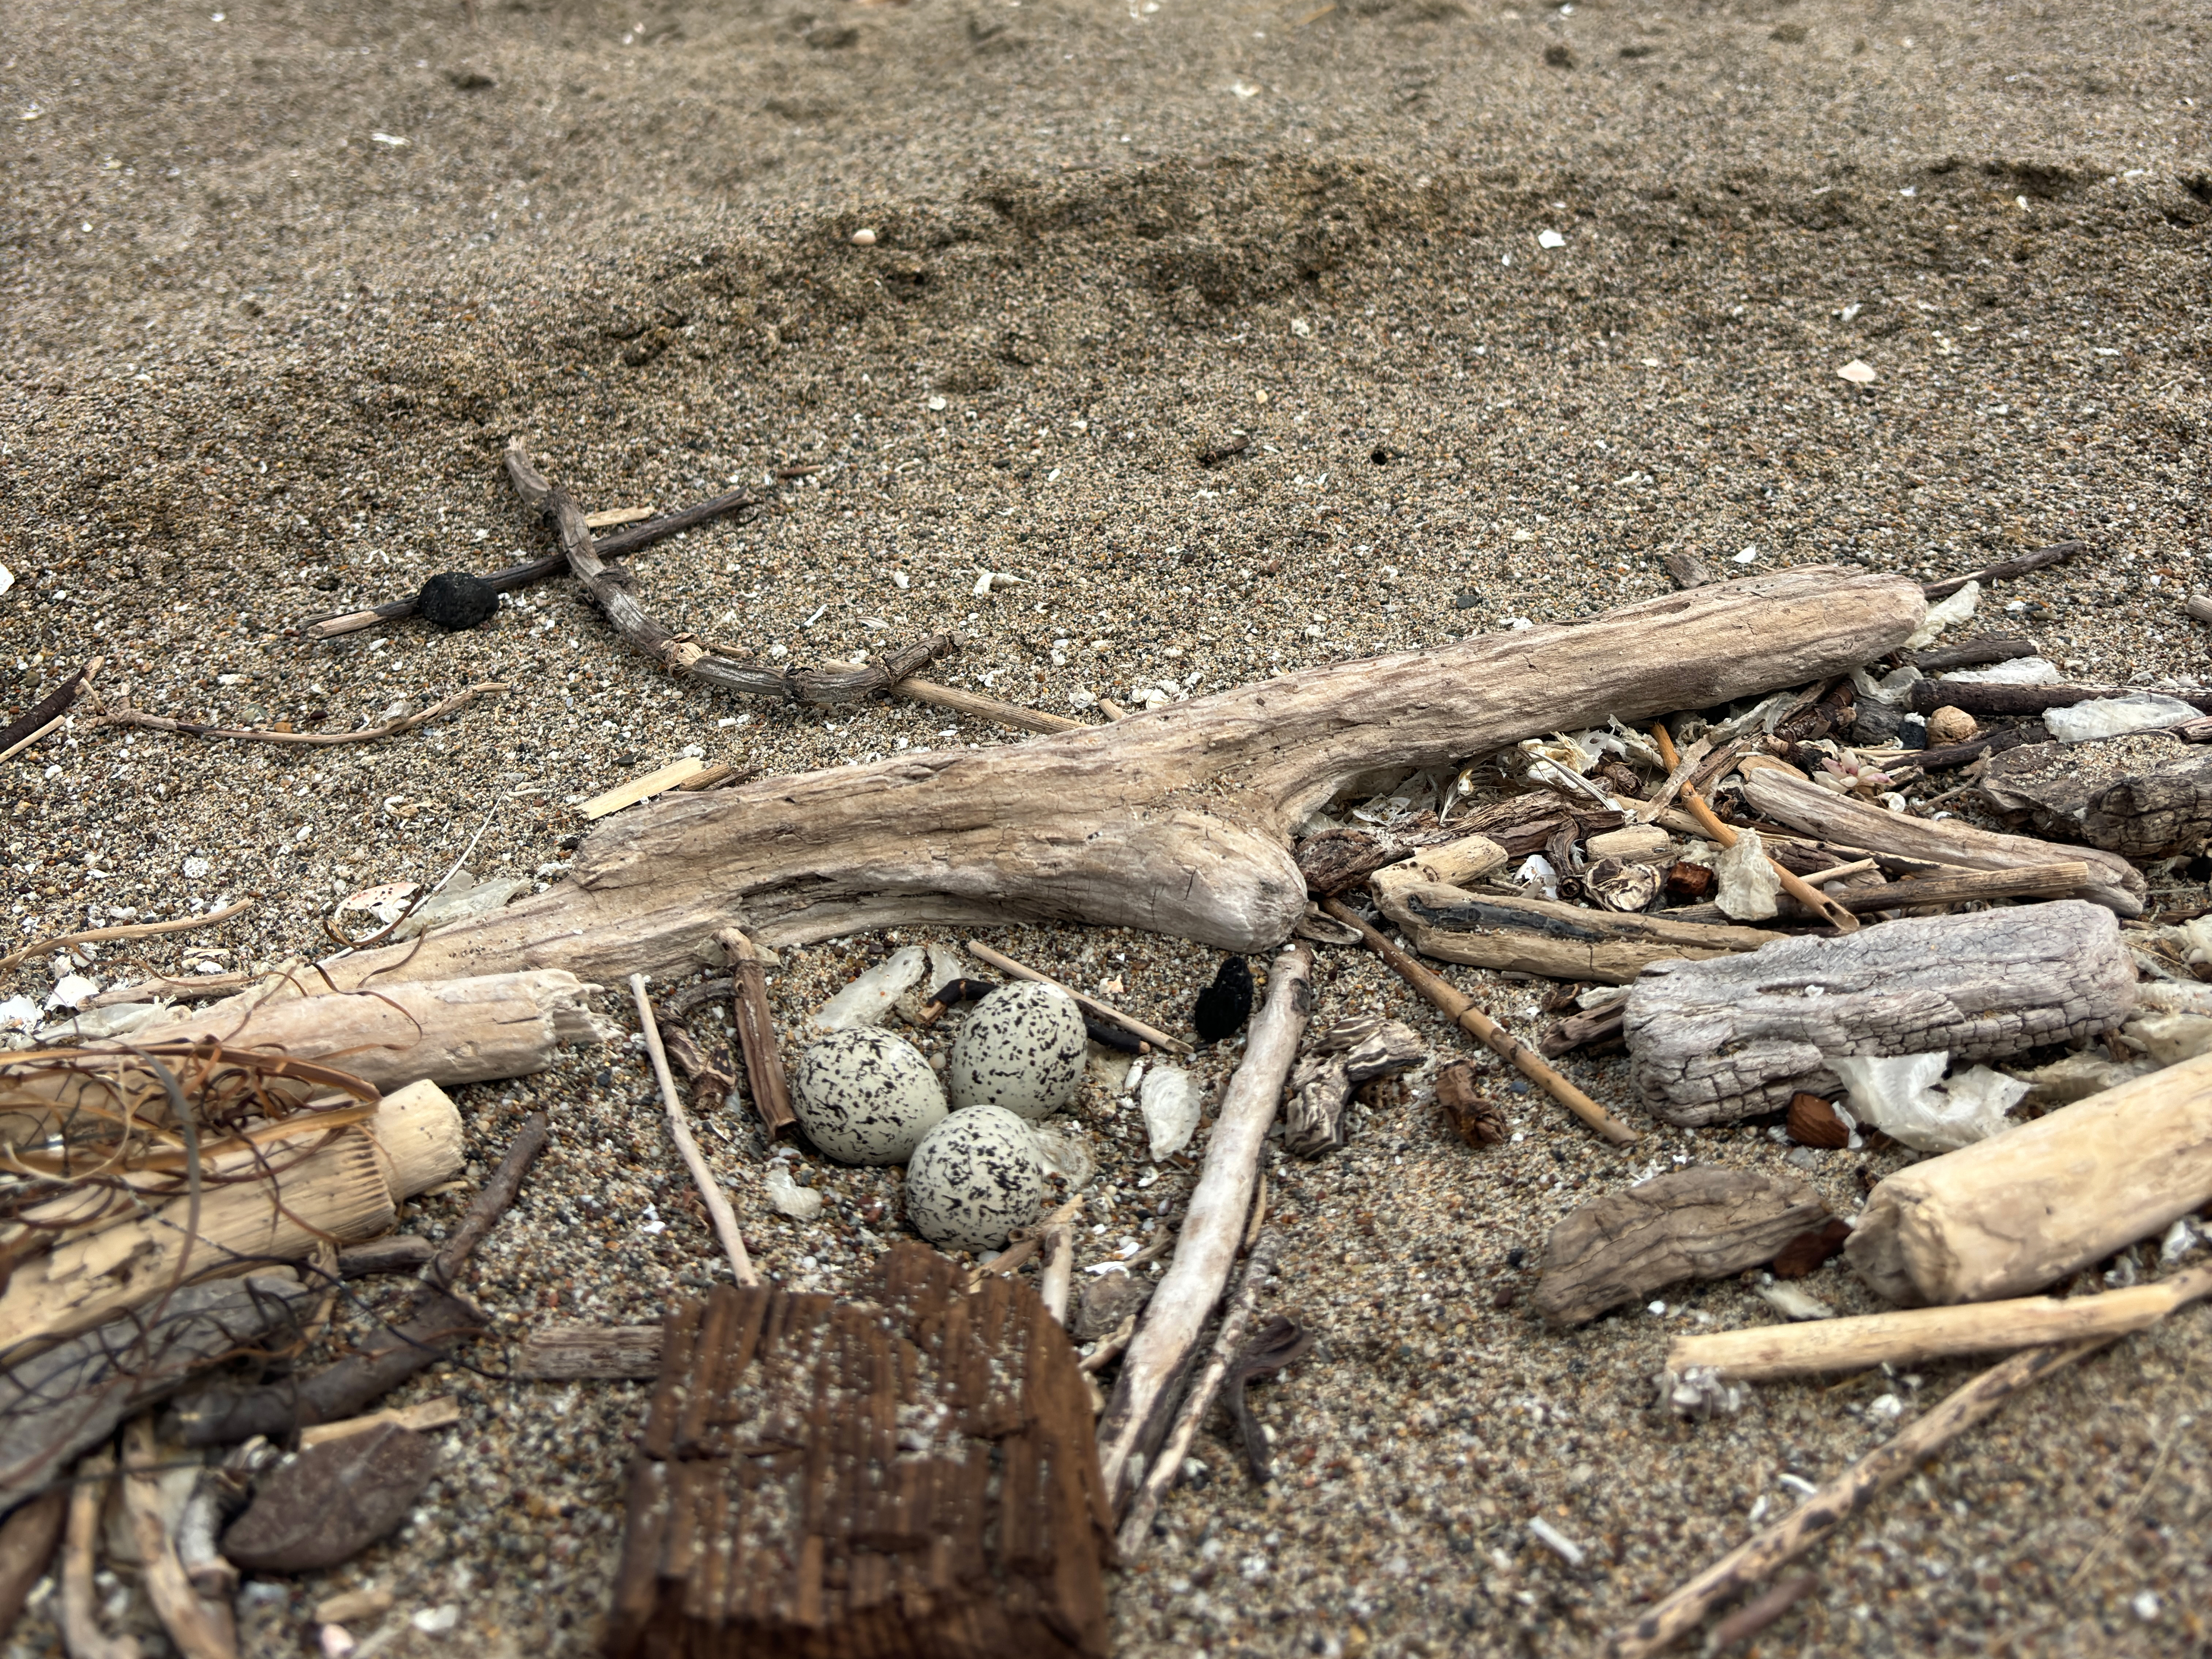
[415,571,499,631]
[1899,711,1929,751]
[1192,956,1254,1043]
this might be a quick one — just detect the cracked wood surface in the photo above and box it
[303,568,1925,991]
[1624,901,2137,1126]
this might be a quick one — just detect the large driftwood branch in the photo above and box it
[1624,903,2138,1126]
[286,568,1923,991]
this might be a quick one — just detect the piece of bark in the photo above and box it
[511,1323,665,1381]
[1922,539,2088,600]
[1434,1060,1506,1146]
[122,1417,236,1659]
[1907,679,2212,719]
[1847,1050,2212,1307]
[0,1081,461,1359]
[1075,1272,1155,1344]
[1313,1015,1426,1080]
[1906,634,2039,673]
[1625,902,2135,1126]
[1533,1168,1830,1327]
[1540,1001,1627,1060]
[604,1243,1111,1659]
[719,928,798,1137]
[335,1236,436,1279]
[221,1423,436,1573]
[1738,768,2145,915]
[133,970,612,1089]
[0,1487,65,1636]
[1982,734,2212,857]
[61,1452,138,1659]
[1454,794,1627,857]
[659,1023,737,1116]
[289,569,1926,992]
[1771,1218,1853,1279]
[1097,948,1312,1512]
[1374,876,1779,985]
[1282,1054,1354,1159]
[1223,1313,1316,1486]
[1296,827,1406,897]
[1670,1259,2212,1384]
[1661,549,1718,589]
[0,1273,313,1517]
[1784,1095,1851,1150]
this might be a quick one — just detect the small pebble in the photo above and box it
[413,571,498,631]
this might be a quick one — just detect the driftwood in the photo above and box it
[1906,634,2039,673]
[1813,860,2092,914]
[122,1415,236,1659]
[1434,1060,1506,1146]
[632,976,759,1287]
[135,970,612,1089]
[1540,1001,1627,1060]
[0,1080,462,1357]
[1296,828,1410,898]
[1907,680,2212,718]
[279,569,1925,994]
[0,1486,64,1632]
[1982,734,2212,857]
[1280,1016,1425,1158]
[1625,903,2136,1126]
[335,1236,436,1279]
[0,662,95,765]
[61,1451,136,1659]
[1738,768,2145,915]
[0,1273,314,1516]
[1652,724,1859,934]
[1534,1168,1829,1326]
[1374,876,1778,985]
[1096,947,1311,1513]
[604,1244,1111,1659]
[1606,1337,2110,1659]
[511,1324,664,1380]
[718,928,797,1138]
[1668,1260,2212,1383]
[1922,539,2087,600]
[1847,1050,2212,1306]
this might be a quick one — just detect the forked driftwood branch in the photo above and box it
[289,567,1925,992]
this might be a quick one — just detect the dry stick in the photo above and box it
[296,487,763,638]
[1705,1573,1817,1654]
[422,1111,552,1294]
[1651,723,1861,934]
[717,927,797,1137]
[0,659,99,764]
[1038,1218,1076,1327]
[1667,1261,2212,1383]
[1320,897,1639,1146]
[98,682,508,748]
[1606,1338,2111,1659]
[505,440,958,705]
[821,659,1083,736]
[1096,945,1311,1512]
[1923,538,2087,601]
[123,1416,236,1659]
[1824,860,2092,914]
[964,939,1192,1056]
[630,974,759,1287]
[1116,1230,1283,1558]
[0,898,253,976]
[971,1194,1084,1287]
[62,1451,139,1659]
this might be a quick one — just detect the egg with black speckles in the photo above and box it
[789,1028,948,1165]
[946,982,1087,1119]
[904,1105,1045,1252]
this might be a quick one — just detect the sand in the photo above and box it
[4,0,2211,1652]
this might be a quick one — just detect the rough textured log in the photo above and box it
[604,1243,1111,1659]
[275,569,1925,992]
[136,971,613,1088]
[1625,903,2136,1126]
[1534,1168,1829,1327]
[512,1324,664,1381]
[1847,1051,2212,1307]
[0,1081,462,1356]
[1667,1260,2212,1382]
[1982,734,2212,857]
[1739,768,2144,915]
[1374,876,1779,985]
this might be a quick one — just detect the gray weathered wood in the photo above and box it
[1625,902,2137,1126]
[1534,1168,1829,1327]
[1739,768,2146,915]
[1374,877,1780,985]
[1982,734,2212,858]
[511,1324,663,1381]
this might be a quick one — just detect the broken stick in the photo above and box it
[62,1451,138,1659]
[823,658,1084,736]
[1096,945,1311,1511]
[123,1416,236,1659]
[964,939,1192,1055]
[96,681,507,748]
[1606,1338,2110,1658]
[716,927,797,1137]
[0,898,253,976]
[631,975,759,1287]
[0,659,99,766]
[1320,897,1639,1146]
[1922,539,2087,601]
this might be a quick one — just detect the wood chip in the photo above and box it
[578,755,707,819]
[298,1395,462,1449]
[583,506,656,529]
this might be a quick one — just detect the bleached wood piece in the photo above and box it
[1096,946,1312,1513]
[630,976,759,1287]
[1740,767,2145,916]
[133,970,611,1088]
[579,757,707,820]
[61,1452,139,1659]
[0,1084,460,1355]
[280,569,1925,992]
[512,1323,665,1380]
[1848,1050,2212,1306]
[1668,1261,2212,1381]
[1373,874,1779,985]
[297,1395,463,1448]
[122,1417,236,1659]
[1625,902,2137,1126]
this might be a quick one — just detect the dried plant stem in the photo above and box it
[63,1451,141,1659]
[98,682,507,747]
[630,974,759,1286]
[123,1416,237,1659]
[422,1112,550,1293]
[0,898,254,975]
[821,659,1083,736]
[963,939,1192,1055]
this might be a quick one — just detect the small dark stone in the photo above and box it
[1454,591,1483,610]
[1899,711,1929,751]
[1543,42,1575,67]
[1506,1247,1527,1268]
[415,571,498,631]
[222,1424,437,1573]
[611,752,641,768]
[1192,956,1254,1043]
[445,68,497,89]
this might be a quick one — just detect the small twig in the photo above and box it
[631,974,759,1286]
[970,1194,1084,1288]
[964,939,1192,1055]
[1080,1313,1138,1374]
[1923,538,2087,601]
[1320,897,1639,1146]
[62,1450,139,1659]
[822,660,1085,736]
[1116,1231,1283,1559]
[1705,1573,1817,1654]
[1605,1338,2112,1658]
[421,1112,550,1294]
[98,682,507,747]
[0,659,99,764]
[0,898,253,976]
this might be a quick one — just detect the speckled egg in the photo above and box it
[904,1105,1045,1252]
[947,982,1087,1119]
[789,1028,948,1166]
